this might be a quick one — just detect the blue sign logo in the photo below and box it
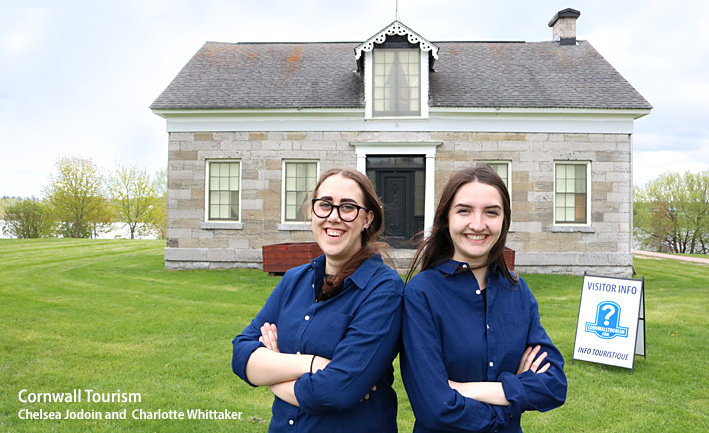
[585,301,628,339]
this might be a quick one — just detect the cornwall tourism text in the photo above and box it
[19,389,141,404]
[17,389,243,422]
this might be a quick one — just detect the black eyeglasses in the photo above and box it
[311,199,369,222]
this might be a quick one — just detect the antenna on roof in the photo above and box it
[395,0,400,21]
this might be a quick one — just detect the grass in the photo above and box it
[522,257,709,433]
[1,239,707,432]
[674,253,709,259]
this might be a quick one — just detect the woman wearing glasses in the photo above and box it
[232,168,403,432]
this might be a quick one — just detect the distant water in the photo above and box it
[0,221,157,240]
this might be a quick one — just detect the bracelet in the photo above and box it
[310,355,316,374]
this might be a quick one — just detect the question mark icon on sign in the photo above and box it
[601,304,615,326]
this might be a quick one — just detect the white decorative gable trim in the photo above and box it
[355,21,439,60]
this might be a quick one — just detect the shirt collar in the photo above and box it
[348,254,383,290]
[434,259,465,275]
[310,253,382,290]
[434,259,508,281]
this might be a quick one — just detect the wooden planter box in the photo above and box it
[262,243,514,275]
[503,247,516,271]
[262,242,323,276]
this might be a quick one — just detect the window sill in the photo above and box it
[365,115,429,121]
[277,223,312,231]
[551,225,596,233]
[201,222,243,230]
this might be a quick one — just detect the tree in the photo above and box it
[634,171,709,254]
[2,200,55,238]
[146,168,167,240]
[1,197,21,219]
[43,156,112,238]
[107,164,158,239]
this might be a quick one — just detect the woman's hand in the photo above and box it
[247,325,333,386]
[257,322,335,378]
[448,380,509,406]
[258,324,333,375]
[259,323,335,374]
[517,345,550,375]
[361,385,377,402]
[259,322,279,353]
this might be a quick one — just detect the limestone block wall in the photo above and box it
[433,131,633,277]
[165,131,359,269]
[165,130,633,277]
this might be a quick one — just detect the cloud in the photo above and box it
[633,134,709,187]
[1,0,709,198]
[0,7,53,56]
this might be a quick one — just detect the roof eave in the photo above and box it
[430,106,652,119]
[354,20,439,72]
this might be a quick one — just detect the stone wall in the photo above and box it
[165,130,633,277]
[165,131,358,269]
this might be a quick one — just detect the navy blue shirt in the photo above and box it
[232,254,403,432]
[401,260,567,433]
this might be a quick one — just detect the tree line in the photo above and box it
[4,161,707,254]
[2,156,166,240]
[634,171,709,254]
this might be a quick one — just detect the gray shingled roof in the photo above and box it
[150,40,651,111]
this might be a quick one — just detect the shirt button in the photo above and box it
[487,324,490,329]
[296,351,301,355]
[489,362,494,367]
[476,289,481,295]
[289,419,294,425]
[305,315,310,321]
[462,264,468,268]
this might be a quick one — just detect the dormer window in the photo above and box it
[373,49,420,116]
[356,21,438,119]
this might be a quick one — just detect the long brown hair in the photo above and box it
[405,164,516,283]
[311,168,386,301]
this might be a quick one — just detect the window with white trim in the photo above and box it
[555,162,589,224]
[207,161,240,221]
[481,161,511,190]
[283,161,318,223]
[373,49,420,117]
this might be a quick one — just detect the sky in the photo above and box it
[1,0,708,198]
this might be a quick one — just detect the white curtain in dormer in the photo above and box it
[373,49,420,116]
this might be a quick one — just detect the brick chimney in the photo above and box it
[548,8,581,45]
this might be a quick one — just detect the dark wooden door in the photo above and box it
[378,171,415,248]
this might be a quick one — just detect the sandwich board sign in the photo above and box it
[572,274,646,372]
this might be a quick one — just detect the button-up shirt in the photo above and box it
[232,254,403,432]
[401,260,567,432]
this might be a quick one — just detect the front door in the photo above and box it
[366,156,425,248]
[379,171,414,247]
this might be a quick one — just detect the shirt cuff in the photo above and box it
[500,371,530,417]
[293,372,323,414]
[232,340,265,387]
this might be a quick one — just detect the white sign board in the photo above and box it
[573,275,645,370]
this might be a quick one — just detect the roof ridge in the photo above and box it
[205,40,360,45]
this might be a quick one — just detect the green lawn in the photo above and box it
[674,253,709,259]
[1,239,707,432]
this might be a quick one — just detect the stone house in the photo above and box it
[151,8,651,276]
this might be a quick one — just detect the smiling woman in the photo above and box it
[401,165,567,433]
[309,174,374,280]
[448,181,504,271]
[231,168,403,433]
